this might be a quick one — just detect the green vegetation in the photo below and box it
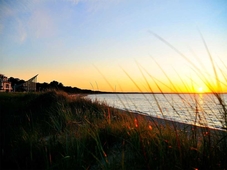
[1,90,226,170]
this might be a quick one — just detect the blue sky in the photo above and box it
[1,0,227,92]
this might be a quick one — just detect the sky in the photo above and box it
[1,0,227,93]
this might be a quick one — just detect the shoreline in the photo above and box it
[115,108,227,137]
[86,93,227,134]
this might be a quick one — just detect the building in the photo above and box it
[0,74,13,92]
[23,74,38,92]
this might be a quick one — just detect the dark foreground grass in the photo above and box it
[1,90,227,170]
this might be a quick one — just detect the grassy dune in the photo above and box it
[1,90,226,170]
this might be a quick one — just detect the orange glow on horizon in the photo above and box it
[10,61,226,94]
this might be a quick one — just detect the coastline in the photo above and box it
[86,93,227,134]
[115,108,227,137]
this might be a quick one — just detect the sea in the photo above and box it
[87,93,227,130]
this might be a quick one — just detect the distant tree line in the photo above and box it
[8,77,25,92]
[36,81,98,94]
[8,77,101,94]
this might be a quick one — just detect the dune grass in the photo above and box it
[1,90,226,170]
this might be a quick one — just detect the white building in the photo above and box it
[0,74,13,92]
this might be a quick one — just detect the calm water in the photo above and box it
[87,93,227,130]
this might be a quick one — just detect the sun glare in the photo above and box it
[198,87,204,93]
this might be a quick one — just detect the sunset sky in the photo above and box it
[1,0,227,92]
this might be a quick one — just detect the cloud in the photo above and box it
[66,0,124,12]
[86,0,123,13]
[0,2,13,35]
[0,1,29,42]
[0,0,56,43]
[66,0,83,5]
[16,18,27,43]
[28,8,55,39]
[0,0,124,44]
